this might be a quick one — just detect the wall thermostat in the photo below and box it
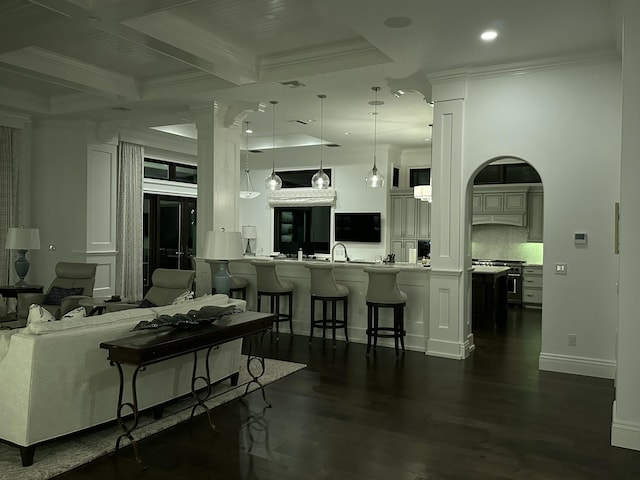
[574,232,588,245]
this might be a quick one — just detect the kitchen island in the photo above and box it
[471,266,509,329]
[229,258,430,352]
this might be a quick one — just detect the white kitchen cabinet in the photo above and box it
[523,265,543,308]
[472,185,529,226]
[389,190,430,262]
[527,187,544,242]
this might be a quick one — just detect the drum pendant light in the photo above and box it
[365,86,385,188]
[311,94,330,189]
[239,121,260,199]
[265,100,282,191]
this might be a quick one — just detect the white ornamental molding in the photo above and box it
[267,188,336,206]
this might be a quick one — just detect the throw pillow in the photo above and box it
[171,290,194,305]
[61,306,86,319]
[27,304,55,325]
[44,286,84,305]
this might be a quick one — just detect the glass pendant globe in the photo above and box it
[265,170,282,191]
[311,169,330,189]
[365,166,384,188]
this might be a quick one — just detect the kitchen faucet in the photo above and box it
[331,242,350,263]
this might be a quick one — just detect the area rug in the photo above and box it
[0,356,305,480]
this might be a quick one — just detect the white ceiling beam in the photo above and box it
[122,12,258,85]
[25,0,255,83]
[0,47,140,100]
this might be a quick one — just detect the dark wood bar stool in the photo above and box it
[305,263,349,348]
[251,260,294,340]
[364,267,407,356]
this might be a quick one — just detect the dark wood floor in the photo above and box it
[54,308,640,479]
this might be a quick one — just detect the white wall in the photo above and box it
[461,60,622,376]
[239,142,391,260]
[29,120,89,287]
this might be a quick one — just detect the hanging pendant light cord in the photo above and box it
[373,87,379,170]
[271,100,277,173]
[318,94,325,172]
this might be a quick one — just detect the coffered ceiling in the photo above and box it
[0,0,620,151]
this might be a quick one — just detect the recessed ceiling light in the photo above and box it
[344,132,352,135]
[245,128,253,134]
[384,16,412,29]
[264,14,276,20]
[481,30,498,41]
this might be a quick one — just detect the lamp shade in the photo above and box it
[414,185,432,202]
[242,225,257,240]
[5,227,40,250]
[203,230,244,260]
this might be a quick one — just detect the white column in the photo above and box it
[426,79,473,359]
[612,0,640,451]
[193,102,242,295]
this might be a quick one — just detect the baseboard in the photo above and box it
[611,401,640,451]
[426,338,468,359]
[538,352,616,379]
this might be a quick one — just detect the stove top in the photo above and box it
[472,259,525,266]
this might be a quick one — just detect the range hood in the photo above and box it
[472,185,529,226]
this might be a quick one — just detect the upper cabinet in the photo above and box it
[472,185,529,226]
[527,186,544,242]
[389,190,431,262]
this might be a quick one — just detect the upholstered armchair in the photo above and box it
[105,268,195,312]
[17,262,98,320]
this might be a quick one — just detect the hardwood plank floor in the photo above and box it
[54,308,640,479]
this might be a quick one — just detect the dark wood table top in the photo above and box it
[0,285,44,297]
[100,311,274,366]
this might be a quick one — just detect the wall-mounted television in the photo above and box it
[334,212,381,243]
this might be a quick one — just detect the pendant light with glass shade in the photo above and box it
[239,121,261,199]
[365,86,385,188]
[265,100,282,191]
[311,94,330,189]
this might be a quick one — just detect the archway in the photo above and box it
[465,156,544,347]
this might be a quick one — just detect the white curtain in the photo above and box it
[0,126,19,286]
[116,141,144,301]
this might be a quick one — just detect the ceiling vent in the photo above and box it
[280,80,306,88]
[249,149,263,153]
[288,119,308,125]
[326,144,340,147]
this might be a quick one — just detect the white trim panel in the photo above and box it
[612,401,640,452]
[539,352,616,379]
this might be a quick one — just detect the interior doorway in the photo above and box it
[143,194,197,289]
[469,158,544,337]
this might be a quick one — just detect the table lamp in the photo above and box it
[203,229,243,295]
[241,225,257,256]
[5,226,41,286]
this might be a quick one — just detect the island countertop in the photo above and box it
[228,256,430,352]
[235,256,430,271]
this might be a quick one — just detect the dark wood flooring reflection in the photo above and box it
[54,308,640,479]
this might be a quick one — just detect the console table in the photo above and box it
[100,310,274,465]
[0,284,44,298]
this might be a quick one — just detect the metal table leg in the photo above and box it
[113,361,145,467]
[243,330,272,408]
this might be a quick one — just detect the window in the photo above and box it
[474,163,541,185]
[409,168,431,187]
[277,169,332,188]
[392,167,400,187]
[274,206,331,255]
[144,159,197,184]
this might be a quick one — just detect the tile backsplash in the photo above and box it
[472,225,543,264]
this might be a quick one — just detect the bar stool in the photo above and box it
[251,260,294,339]
[305,263,349,348]
[364,267,407,356]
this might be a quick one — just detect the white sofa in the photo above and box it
[0,294,245,466]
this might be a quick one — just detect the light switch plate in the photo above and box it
[555,263,567,275]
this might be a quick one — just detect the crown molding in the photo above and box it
[428,51,621,84]
[0,110,32,129]
[0,85,49,115]
[259,37,391,81]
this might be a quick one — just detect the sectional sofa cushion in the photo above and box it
[171,290,194,305]
[24,307,157,335]
[61,306,86,319]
